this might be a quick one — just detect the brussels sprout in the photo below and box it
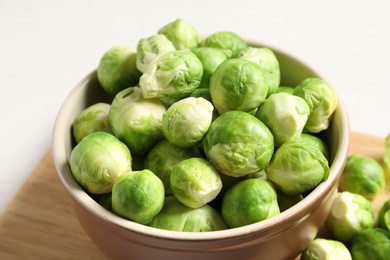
[162,97,214,148]
[293,78,338,133]
[300,133,330,160]
[339,155,385,199]
[109,86,166,157]
[112,169,165,225]
[378,198,390,231]
[191,47,231,88]
[170,157,222,208]
[238,47,281,96]
[97,45,141,95]
[203,111,274,177]
[325,191,374,243]
[158,18,200,50]
[139,50,203,99]
[275,86,295,94]
[300,238,352,260]
[148,196,228,232]
[384,133,390,175]
[221,178,279,228]
[201,31,247,58]
[136,34,176,73]
[144,139,201,195]
[72,102,112,144]
[266,138,329,195]
[209,58,269,114]
[69,131,132,194]
[350,228,390,260]
[255,92,310,147]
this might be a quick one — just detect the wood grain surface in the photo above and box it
[0,132,389,260]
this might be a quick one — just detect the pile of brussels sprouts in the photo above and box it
[70,19,340,235]
[301,137,390,260]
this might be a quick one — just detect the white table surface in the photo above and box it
[1,0,390,214]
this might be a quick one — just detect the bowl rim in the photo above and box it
[52,40,350,241]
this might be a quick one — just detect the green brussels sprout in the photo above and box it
[350,228,390,260]
[325,191,374,243]
[266,138,329,195]
[255,92,310,147]
[300,133,330,160]
[275,86,295,94]
[191,47,231,88]
[162,97,214,148]
[170,157,222,208]
[136,34,176,73]
[201,31,247,58]
[293,78,338,133]
[158,18,200,50]
[300,238,352,260]
[378,198,390,231]
[97,45,141,95]
[139,50,203,99]
[144,139,201,195]
[203,111,274,177]
[69,131,132,194]
[221,178,279,228]
[384,133,390,175]
[339,155,385,199]
[112,169,165,225]
[209,58,269,114]
[72,102,112,144]
[148,196,228,232]
[238,47,281,96]
[109,86,166,157]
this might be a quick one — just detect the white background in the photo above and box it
[1,0,390,213]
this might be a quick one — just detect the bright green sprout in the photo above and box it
[203,111,274,177]
[300,238,352,260]
[112,169,165,225]
[109,86,166,157]
[325,191,374,243]
[221,178,279,228]
[72,102,112,144]
[339,154,385,199]
[148,196,227,232]
[97,45,141,95]
[69,131,132,194]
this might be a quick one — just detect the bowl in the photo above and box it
[52,40,350,260]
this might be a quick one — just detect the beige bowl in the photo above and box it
[52,41,350,260]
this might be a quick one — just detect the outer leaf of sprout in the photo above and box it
[69,131,132,194]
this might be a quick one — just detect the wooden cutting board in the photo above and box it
[0,132,389,260]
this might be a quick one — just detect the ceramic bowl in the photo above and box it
[52,40,350,260]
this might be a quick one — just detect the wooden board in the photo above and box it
[0,132,389,259]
